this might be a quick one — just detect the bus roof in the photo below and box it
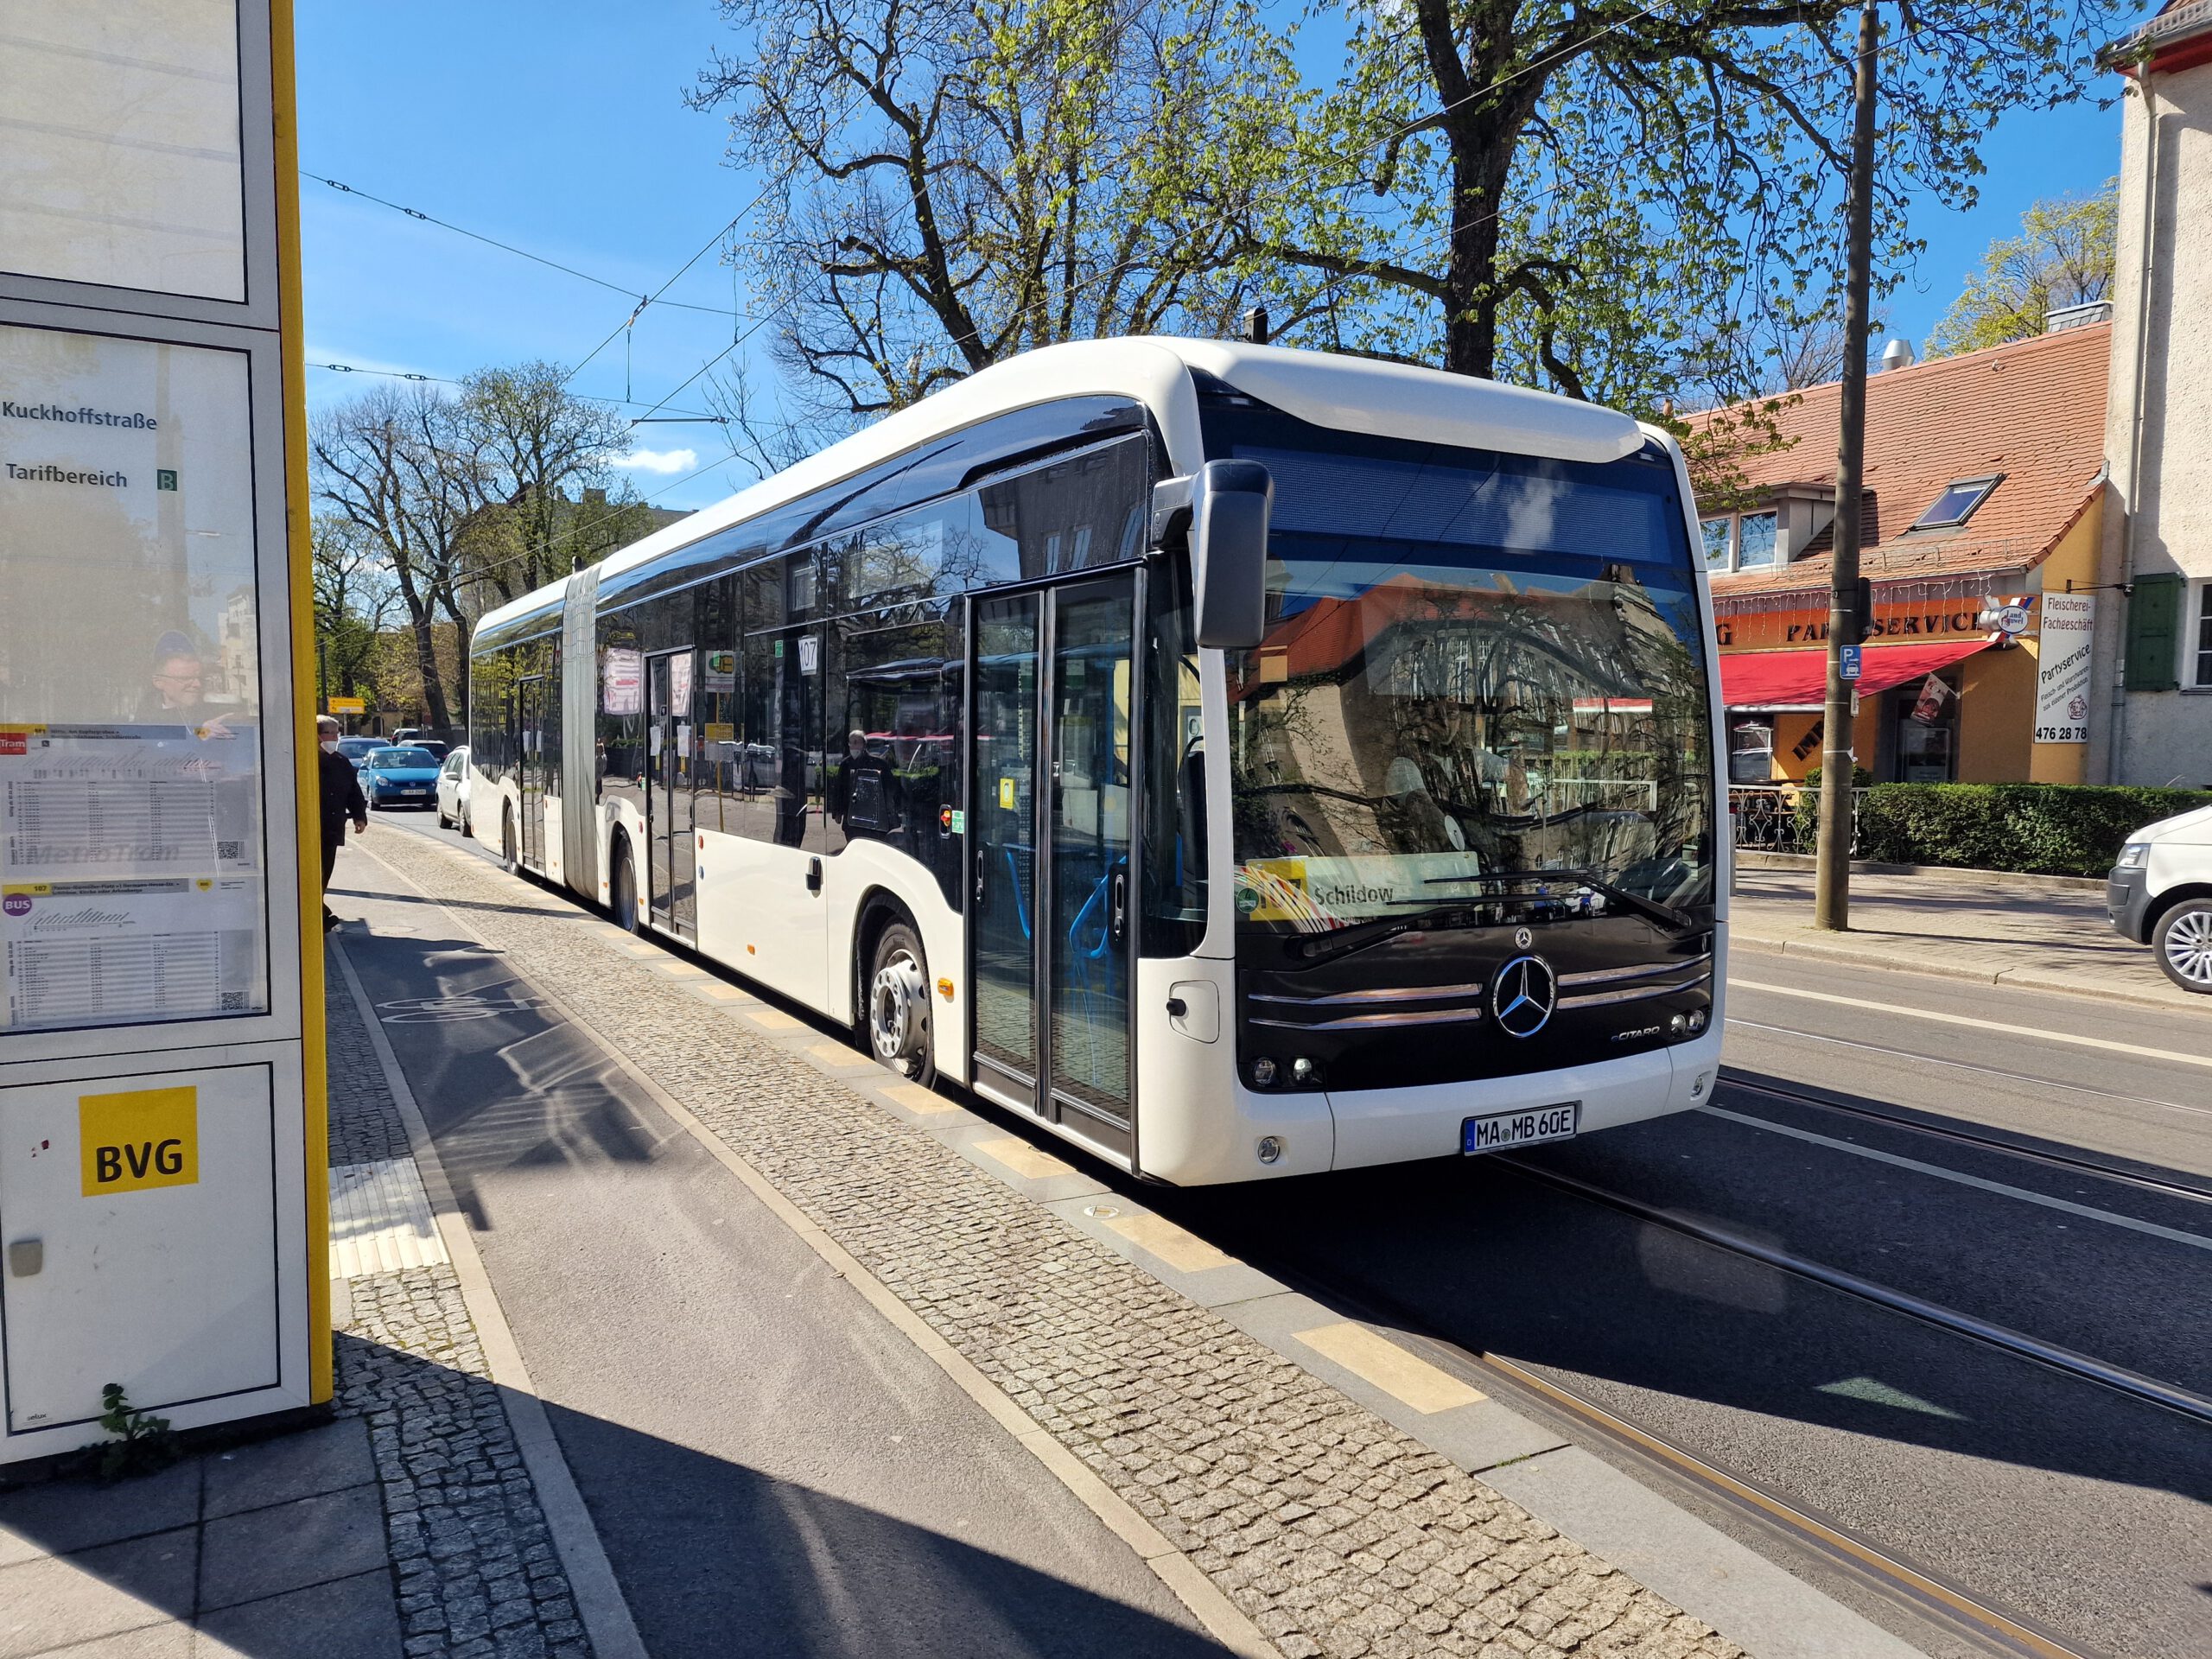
[475,337,1649,638]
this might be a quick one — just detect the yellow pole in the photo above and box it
[269,0,334,1402]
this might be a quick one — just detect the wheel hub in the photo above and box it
[869,950,928,1072]
[2166,910,2212,986]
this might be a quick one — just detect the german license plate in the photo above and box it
[1463,1102,1580,1155]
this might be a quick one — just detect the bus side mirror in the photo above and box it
[1189,460,1273,650]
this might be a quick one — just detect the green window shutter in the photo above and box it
[2125,571,2183,691]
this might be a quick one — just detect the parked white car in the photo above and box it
[2107,803,2212,993]
[435,745,474,836]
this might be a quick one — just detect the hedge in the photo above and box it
[1792,783,2212,878]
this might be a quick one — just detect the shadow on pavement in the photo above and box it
[0,1337,1228,1659]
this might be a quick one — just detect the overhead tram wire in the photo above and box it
[307,360,726,423]
[302,173,741,318]
[561,13,974,395]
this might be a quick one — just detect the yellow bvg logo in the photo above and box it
[79,1086,199,1196]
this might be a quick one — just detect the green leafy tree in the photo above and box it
[1242,0,2129,414]
[688,0,1307,419]
[1927,181,2118,356]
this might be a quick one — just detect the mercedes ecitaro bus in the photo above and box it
[468,339,1726,1185]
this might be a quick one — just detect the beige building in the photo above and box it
[2093,0,2212,787]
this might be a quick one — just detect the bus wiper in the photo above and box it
[1290,904,1486,964]
[1423,868,1696,934]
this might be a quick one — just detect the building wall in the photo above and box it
[1957,644,2036,781]
[2095,54,2212,787]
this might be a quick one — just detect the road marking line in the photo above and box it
[1733,979,2212,1071]
[1292,1322,1487,1414]
[1725,1017,2211,1118]
[975,1135,1076,1180]
[1102,1211,1234,1274]
[1700,1104,2212,1251]
[744,1007,801,1031]
[881,1082,961,1116]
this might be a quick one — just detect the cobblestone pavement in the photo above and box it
[327,950,594,1659]
[372,841,1745,1659]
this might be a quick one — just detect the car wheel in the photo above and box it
[866,918,936,1088]
[610,838,642,933]
[2153,898,2212,994]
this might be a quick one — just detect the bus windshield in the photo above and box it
[1209,410,1717,937]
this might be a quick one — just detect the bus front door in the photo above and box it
[517,676,547,868]
[969,574,1137,1157]
[646,650,696,938]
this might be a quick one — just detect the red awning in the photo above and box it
[1719,638,1990,709]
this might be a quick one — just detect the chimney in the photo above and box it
[1880,338,1915,372]
[2044,299,2113,333]
[1242,305,1269,346]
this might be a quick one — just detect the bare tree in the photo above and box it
[689,0,1305,416]
[310,385,475,731]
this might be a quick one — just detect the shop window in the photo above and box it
[1912,475,2001,530]
[1737,511,1778,569]
[1700,518,1732,571]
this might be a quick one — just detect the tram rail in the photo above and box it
[1713,1070,2212,1208]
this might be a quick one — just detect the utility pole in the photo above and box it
[1815,0,1880,931]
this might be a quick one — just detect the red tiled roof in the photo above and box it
[1690,321,2108,598]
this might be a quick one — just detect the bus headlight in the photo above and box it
[1686,1007,1708,1035]
[1291,1057,1318,1086]
[1249,1056,1279,1088]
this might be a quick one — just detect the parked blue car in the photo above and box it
[360,746,443,810]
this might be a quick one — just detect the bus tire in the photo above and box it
[866,919,936,1088]
[501,807,518,874]
[610,836,642,934]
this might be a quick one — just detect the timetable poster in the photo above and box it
[0,325,269,1034]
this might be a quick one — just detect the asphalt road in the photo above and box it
[365,810,2212,1658]
[1147,948,2212,1659]
[332,817,1224,1659]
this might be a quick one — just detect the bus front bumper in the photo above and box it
[1322,1027,1722,1174]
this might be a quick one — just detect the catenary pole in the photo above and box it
[1815,0,1881,931]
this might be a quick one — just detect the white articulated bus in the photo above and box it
[468,339,1726,1185]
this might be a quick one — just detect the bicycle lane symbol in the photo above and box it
[377,994,545,1024]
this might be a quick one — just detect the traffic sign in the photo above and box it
[1839,645,1863,681]
[327,696,365,715]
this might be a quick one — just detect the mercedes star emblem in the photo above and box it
[1514,926,1533,950]
[1491,955,1558,1039]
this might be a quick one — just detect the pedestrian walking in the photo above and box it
[317,714,368,931]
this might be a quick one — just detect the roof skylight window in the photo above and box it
[1913,474,2001,530]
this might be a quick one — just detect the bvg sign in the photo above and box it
[79,1085,199,1196]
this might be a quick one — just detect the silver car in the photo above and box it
[435,745,474,836]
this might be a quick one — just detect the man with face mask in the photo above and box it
[317,715,368,931]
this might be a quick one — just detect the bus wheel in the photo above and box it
[501,809,518,874]
[867,920,936,1087]
[610,839,641,934]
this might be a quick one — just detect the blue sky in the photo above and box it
[296,2,2130,513]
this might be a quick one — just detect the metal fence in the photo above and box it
[1729,785,1865,854]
